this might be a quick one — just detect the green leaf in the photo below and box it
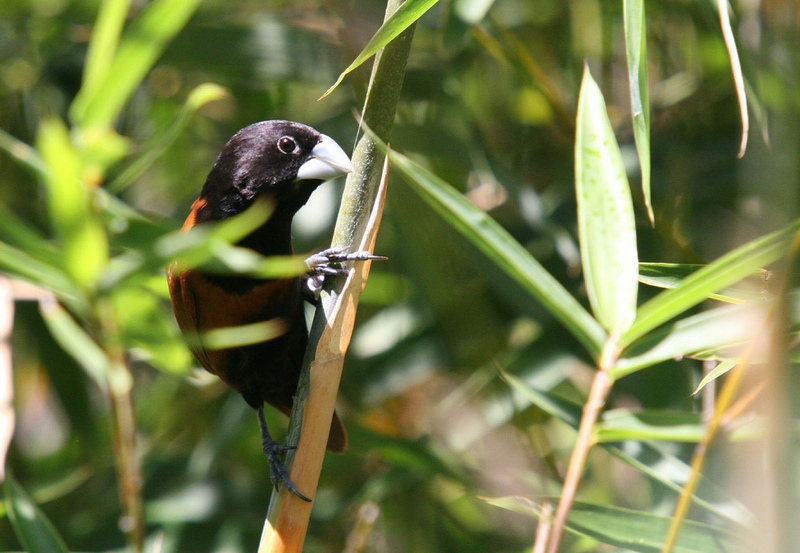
[38,298,114,392]
[0,241,86,311]
[108,83,228,193]
[595,409,704,443]
[639,262,769,304]
[69,0,203,129]
[613,302,760,379]
[320,0,439,99]
[623,0,652,224]
[4,474,71,553]
[484,497,736,553]
[693,360,737,395]
[0,128,47,177]
[497,367,749,524]
[379,144,606,358]
[36,119,108,288]
[575,65,638,335]
[80,0,130,98]
[622,219,800,348]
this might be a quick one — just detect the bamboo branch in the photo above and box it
[258,1,415,551]
[546,335,619,553]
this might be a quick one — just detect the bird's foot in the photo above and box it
[262,438,311,502]
[305,247,387,295]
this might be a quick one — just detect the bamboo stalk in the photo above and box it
[258,1,415,550]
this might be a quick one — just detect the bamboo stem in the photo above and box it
[258,1,415,550]
[546,335,619,553]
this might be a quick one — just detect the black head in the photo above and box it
[197,120,353,222]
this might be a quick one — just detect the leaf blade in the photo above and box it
[575,66,639,334]
[320,0,439,99]
[623,0,652,223]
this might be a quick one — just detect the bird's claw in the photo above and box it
[305,247,387,295]
[263,439,311,502]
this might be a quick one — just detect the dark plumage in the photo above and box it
[167,121,356,501]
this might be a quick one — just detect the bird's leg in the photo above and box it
[257,406,311,502]
[304,247,387,297]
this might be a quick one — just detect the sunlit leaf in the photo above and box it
[693,360,737,395]
[639,262,769,304]
[622,219,800,348]
[497,367,749,524]
[484,497,736,553]
[70,0,203,129]
[623,0,652,223]
[595,409,704,443]
[4,474,71,553]
[378,142,606,358]
[575,66,638,335]
[37,119,108,288]
[320,0,438,99]
[81,0,130,98]
[613,301,763,379]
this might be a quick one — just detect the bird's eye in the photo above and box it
[277,136,297,154]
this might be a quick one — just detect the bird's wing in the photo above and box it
[166,265,216,375]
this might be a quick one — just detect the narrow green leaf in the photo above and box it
[81,0,130,98]
[639,262,769,304]
[623,0,652,224]
[622,219,800,348]
[595,409,704,443]
[379,144,606,358]
[200,319,287,351]
[39,298,114,392]
[0,241,86,310]
[575,65,639,334]
[4,474,71,553]
[37,119,108,288]
[108,83,228,193]
[693,360,737,395]
[69,0,203,129]
[498,367,749,524]
[484,497,736,553]
[0,128,47,177]
[613,302,760,379]
[320,0,438,99]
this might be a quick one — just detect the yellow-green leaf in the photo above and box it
[575,66,639,335]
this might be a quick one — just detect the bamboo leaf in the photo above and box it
[693,360,737,395]
[623,0,653,223]
[613,302,762,379]
[39,298,114,392]
[497,367,749,524]
[622,220,799,348]
[320,0,439,99]
[595,409,704,443]
[639,262,769,304]
[36,119,108,288]
[483,497,736,553]
[69,0,203,129]
[81,0,130,99]
[575,65,639,335]
[4,474,71,553]
[378,142,606,358]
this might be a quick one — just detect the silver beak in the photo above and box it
[296,134,354,182]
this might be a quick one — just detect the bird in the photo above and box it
[167,120,374,501]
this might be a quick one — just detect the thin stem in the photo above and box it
[546,335,619,553]
[97,298,144,553]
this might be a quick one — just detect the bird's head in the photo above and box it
[199,120,354,221]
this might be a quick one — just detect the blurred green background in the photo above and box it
[0,0,798,551]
